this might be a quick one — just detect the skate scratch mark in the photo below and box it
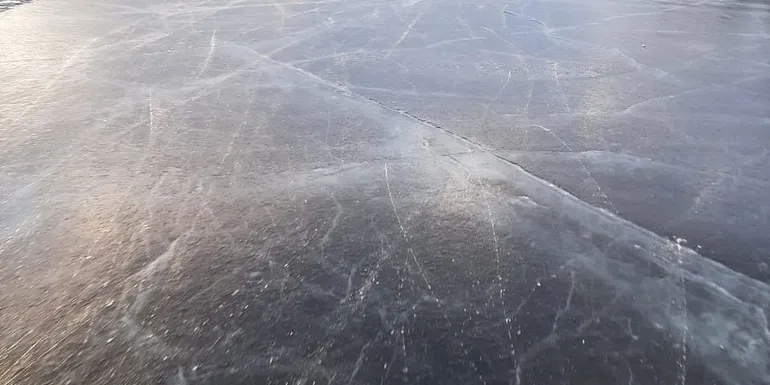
[503,10,549,30]
[347,342,371,385]
[675,246,688,385]
[424,36,484,49]
[220,95,253,164]
[148,89,156,144]
[400,325,409,375]
[384,163,432,291]
[196,29,217,79]
[523,79,534,151]
[551,62,571,113]
[393,6,427,49]
[380,342,399,385]
[467,148,512,343]
[272,0,287,28]
[496,70,512,100]
[320,194,343,253]
[325,108,331,145]
[532,124,617,213]
[552,270,575,332]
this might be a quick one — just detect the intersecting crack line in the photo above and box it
[530,124,618,214]
[227,40,722,272]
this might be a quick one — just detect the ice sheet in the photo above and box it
[1,0,768,384]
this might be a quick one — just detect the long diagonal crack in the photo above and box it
[226,38,721,262]
[198,36,770,384]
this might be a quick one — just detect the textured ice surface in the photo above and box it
[1,0,769,384]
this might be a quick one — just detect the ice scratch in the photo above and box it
[467,147,513,344]
[135,235,183,280]
[522,79,534,151]
[552,270,575,333]
[532,124,618,213]
[502,10,549,30]
[384,163,432,291]
[272,0,287,29]
[196,29,217,79]
[325,108,331,145]
[148,89,156,144]
[423,36,484,49]
[347,341,371,385]
[393,6,427,49]
[320,194,343,251]
[551,62,571,113]
[496,70,512,100]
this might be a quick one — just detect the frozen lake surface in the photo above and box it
[1,0,769,384]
